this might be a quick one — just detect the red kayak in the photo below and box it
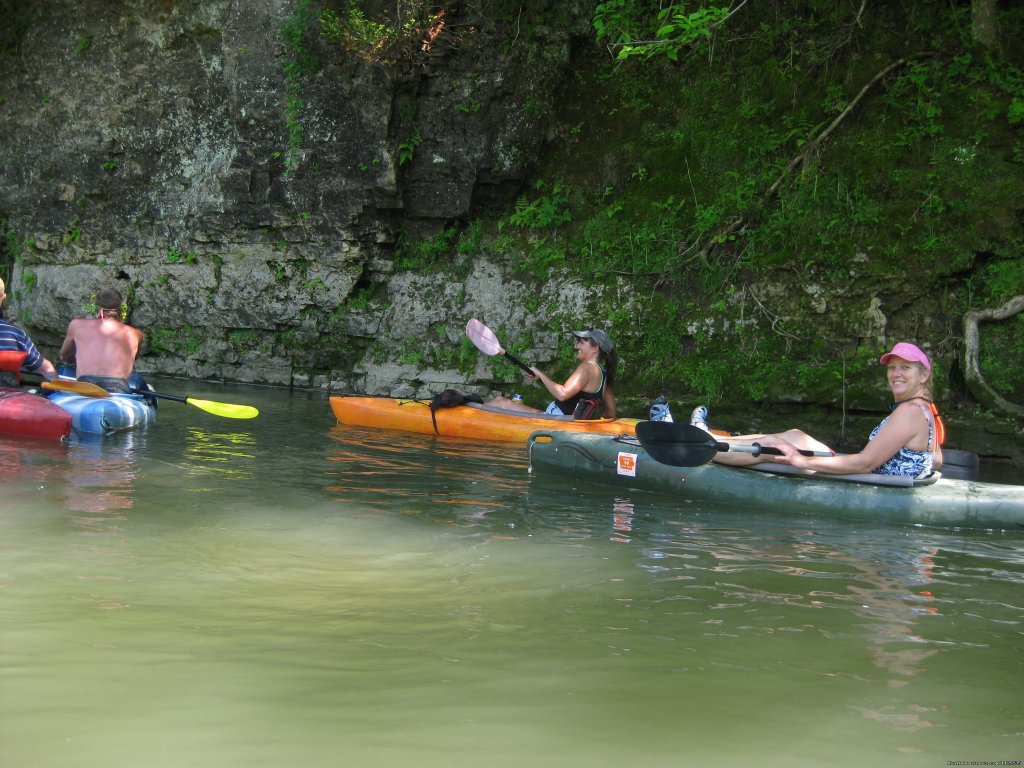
[0,388,73,441]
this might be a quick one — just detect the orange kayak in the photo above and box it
[329,396,639,442]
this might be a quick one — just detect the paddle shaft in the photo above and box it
[717,441,830,459]
[636,421,833,468]
[40,378,257,418]
[46,381,189,406]
[134,389,186,404]
[502,350,533,376]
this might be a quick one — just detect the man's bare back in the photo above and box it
[61,315,143,379]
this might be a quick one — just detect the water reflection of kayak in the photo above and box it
[0,388,73,441]
[46,390,156,436]
[330,395,638,442]
[527,430,1024,532]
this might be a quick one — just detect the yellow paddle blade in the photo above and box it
[184,398,259,419]
[42,380,111,398]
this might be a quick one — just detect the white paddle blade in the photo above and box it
[465,318,503,356]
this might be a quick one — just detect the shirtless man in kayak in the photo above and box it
[60,287,144,393]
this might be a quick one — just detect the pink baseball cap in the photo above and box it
[880,341,931,370]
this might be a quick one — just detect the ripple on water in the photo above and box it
[0,387,1021,768]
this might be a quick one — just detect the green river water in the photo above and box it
[1,380,1022,768]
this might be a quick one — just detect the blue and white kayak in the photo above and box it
[47,390,157,435]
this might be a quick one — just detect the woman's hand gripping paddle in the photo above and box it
[465,319,533,376]
[636,421,833,467]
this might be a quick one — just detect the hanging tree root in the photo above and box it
[696,56,916,264]
[963,294,1024,418]
[763,57,910,199]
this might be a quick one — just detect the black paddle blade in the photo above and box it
[635,421,722,467]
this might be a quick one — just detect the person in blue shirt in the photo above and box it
[0,277,58,386]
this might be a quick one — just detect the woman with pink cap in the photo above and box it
[694,342,944,477]
[489,328,618,419]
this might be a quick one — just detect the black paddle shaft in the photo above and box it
[132,388,186,404]
[636,421,828,468]
[503,351,532,376]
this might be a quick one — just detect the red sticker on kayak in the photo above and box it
[617,452,637,477]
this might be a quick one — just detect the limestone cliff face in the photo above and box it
[2,3,1022,467]
[0,1,594,391]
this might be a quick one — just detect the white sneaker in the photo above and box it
[650,396,674,422]
[690,405,710,432]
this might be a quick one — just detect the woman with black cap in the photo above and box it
[489,328,618,419]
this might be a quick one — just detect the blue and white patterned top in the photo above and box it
[869,402,935,477]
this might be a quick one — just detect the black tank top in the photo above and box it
[555,362,606,420]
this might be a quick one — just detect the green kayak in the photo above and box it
[527,430,1024,532]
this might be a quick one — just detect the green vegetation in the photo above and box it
[970,256,1024,402]
[358,159,380,173]
[228,329,261,349]
[149,325,206,357]
[0,221,23,284]
[456,220,484,257]
[506,180,572,230]
[0,0,34,55]
[393,226,460,273]
[318,0,1019,417]
[63,220,81,244]
[319,4,391,57]
[593,1,728,63]
[144,273,171,288]
[980,314,1024,401]
[432,335,480,372]
[399,342,425,367]
[267,260,287,282]
[280,0,320,176]
[341,285,376,312]
[310,0,451,191]
[397,131,421,166]
[3,1,1021,424]
[317,0,443,61]
[467,0,1024,413]
[166,249,198,264]
[19,268,36,293]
